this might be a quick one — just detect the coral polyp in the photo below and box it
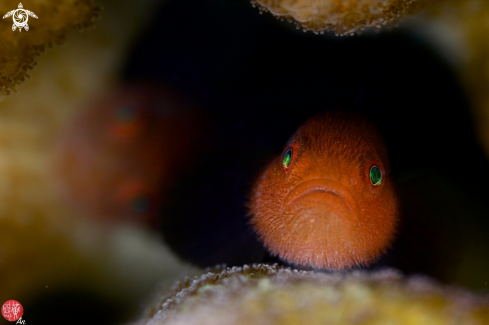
[251,0,416,35]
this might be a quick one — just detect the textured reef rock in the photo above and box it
[0,0,100,98]
[134,264,489,325]
[251,0,417,35]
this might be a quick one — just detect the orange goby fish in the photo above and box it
[249,111,398,270]
[53,84,200,225]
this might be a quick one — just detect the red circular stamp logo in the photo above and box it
[1,300,23,322]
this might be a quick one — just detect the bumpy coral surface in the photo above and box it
[134,264,489,325]
[251,0,417,35]
[0,0,100,98]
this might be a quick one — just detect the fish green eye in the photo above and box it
[369,165,382,186]
[131,194,150,214]
[282,147,293,169]
[115,106,136,123]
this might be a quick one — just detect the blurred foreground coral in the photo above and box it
[0,0,100,98]
[0,0,191,322]
[438,0,489,159]
[134,264,489,325]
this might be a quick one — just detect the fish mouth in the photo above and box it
[283,178,361,221]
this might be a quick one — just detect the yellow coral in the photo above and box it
[0,0,191,314]
[451,0,489,160]
[0,0,100,99]
[251,0,418,35]
[400,0,489,167]
[134,265,489,325]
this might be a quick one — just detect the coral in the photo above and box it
[0,0,100,99]
[450,0,489,159]
[391,0,489,167]
[0,0,190,318]
[134,264,489,325]
[251,0,418,35]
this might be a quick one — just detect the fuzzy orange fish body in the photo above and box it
[54,84,200,225]
[249,111,398,270]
